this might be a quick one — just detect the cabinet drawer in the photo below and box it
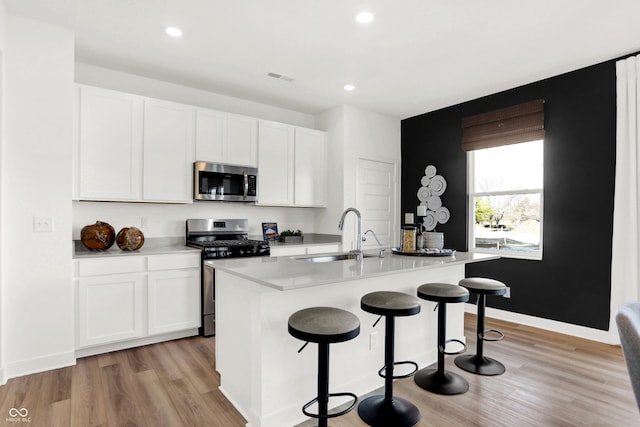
[77,257,146,277]
[148,253,200,271]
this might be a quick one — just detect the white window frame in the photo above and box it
[467,146,544,261]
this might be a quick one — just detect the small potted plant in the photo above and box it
[279,229,303,243]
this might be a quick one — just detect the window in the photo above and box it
[468,140,543,259]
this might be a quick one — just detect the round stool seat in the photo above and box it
[288,307,360,344]
[417,283,469,303]
[459,277,506,296]
[361,291,421,317]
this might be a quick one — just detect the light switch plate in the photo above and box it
[33,216,53,232]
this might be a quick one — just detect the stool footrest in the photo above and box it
[440,338,467,355]
[479,329,504,342]
[302,392,358,419]
[378,360,419,379]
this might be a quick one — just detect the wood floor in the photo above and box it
[1,314,638,427]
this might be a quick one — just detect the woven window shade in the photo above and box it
[461,99,545,151]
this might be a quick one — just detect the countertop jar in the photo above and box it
[401,226,417,253]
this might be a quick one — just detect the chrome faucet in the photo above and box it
[339,208,363,260]
[364,229,385,258]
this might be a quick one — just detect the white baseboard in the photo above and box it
[5,350,76,380]
[465,304,615,344]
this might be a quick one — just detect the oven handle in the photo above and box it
[243,169,249,200]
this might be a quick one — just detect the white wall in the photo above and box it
[0,0,6,385]
[2,14,75,379]
[315,105,401,249]
[75,63,316,128]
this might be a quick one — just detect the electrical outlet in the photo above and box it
[504,287,511,298]
[369,331,378,350]
[33,216,53,232]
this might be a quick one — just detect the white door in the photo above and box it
[357,158,398,249]
[257,120,294,206]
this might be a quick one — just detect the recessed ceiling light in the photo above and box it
[166,27,183,37]
[355,10,375,24]
[344,84,356,92]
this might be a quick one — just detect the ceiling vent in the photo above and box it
[267,72,294,82]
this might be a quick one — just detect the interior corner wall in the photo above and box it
[401,59,617,332]
[3,14,75,378]
[0,0,6,385]
[315,105,347,236]
[315,105,401,249]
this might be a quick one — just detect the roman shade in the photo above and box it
[461,99,545,151]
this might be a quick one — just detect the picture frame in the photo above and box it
[262,222,279,241]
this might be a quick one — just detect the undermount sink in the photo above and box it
[295,253,375,262]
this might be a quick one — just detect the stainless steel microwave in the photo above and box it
[193,162,258,202]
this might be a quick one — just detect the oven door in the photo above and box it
[194,162,257,202]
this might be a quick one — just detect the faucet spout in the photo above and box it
[364,229,385,258]
[339,208,363,258]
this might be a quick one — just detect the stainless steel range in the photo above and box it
[186,219,270,336]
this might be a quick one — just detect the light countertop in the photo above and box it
[209,250,499,291]
[73,237,200,259]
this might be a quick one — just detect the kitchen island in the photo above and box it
[211,251,497,427]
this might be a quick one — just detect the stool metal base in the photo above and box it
[414,366,469,395]
[454,354,505,376]
[357,395,420,427]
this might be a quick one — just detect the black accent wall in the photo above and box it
[401,59,617,330]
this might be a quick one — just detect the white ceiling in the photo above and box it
[4,0,640,119]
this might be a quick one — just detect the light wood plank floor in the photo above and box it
[1,314,638,426]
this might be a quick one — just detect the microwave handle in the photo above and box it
[243,170,249,200]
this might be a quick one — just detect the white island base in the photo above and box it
[214,253,496,427]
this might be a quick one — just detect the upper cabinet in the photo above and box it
[195,109,258,167]
[75,86,144,201]
[74,85,194,203]
[143,99,194,203]
[257,120,327,207]
[257,120,295,205]
[74,84,326,207]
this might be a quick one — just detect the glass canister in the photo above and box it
[401,226,417,252]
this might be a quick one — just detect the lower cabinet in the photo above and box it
[75,253,200,352]
[148,269,200,335]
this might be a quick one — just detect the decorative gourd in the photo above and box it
[116,226,145,251]
[80,221,116,251]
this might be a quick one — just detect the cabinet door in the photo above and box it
[294,127,327,207]
[77,86,143,200]
[143,99,194,202]
[77,273,145,348]
[148,269,200,335]
[195,108,226,163]
[226,114,258,167]
[257,120,295,205]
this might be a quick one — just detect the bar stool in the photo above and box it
[288,307,360,427]
[415,283,470,395]
[358,291,421,427]
[455,277,507,376]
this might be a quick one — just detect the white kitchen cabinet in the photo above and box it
[257,121,328,207]
[148,254,200,335]
[257,120,295,205]
[75,253,200,354]
[195,109,258,167]
[77,272,145,348]
[75,85,143,201]
[294,127,327,207]
[143,99,195,202]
